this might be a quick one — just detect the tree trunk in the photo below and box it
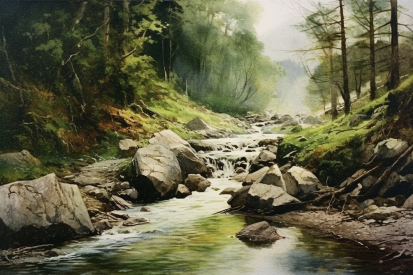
[122,0,130,33]
[387,0,400,90]
[103,3,111,55]
[1,27,16,83]
[73,2,87,30]
[339,0,350,115]
[369,0,377,100]
[330,47,338,120]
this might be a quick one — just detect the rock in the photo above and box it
[265,145,278,155]
[348,114,368,127]
[110,195,132,210]
[236,221,283,243]
[228,186,251,208]
[176,184,191,198]
[247,143,259,148]
[281,118,299,127]
[359,206,403,221]
[385,196,406,207]
[371,105,387,120]
[118,139,138,157]
[298,137,307,142]
[149,129,192,149]
[184,174,211,192]
[230,172,248,183]
[258,139,279,147]
[0,150,41,166]
[0,173,94,248]
[234,167,246,174]
[374,138,409,160]
[118,188,138,200]
[302,116,324,125]
[45,248,66,257]
[83,185,109,200]
[220,187,238,196]
[249,150,277,173]
[235,161,248,170]
[150,130,208,177]
[123,217,150,226]
[397,151,413,175]
[187,140,217,152]
[361,175,377,189]
[132,144,182,200]
[110,211,130,220]
[279,162,292,174]
[283,166,322,198]
[186,117,216,131]
[140,207,151,212]
[279,114,293,123]
[403,194,413,209]
[243,167,270,186]
[246,183,301,213]
[94,219,112,232]
[260,165,286,191]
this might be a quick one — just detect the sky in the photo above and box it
[252,0,413,63]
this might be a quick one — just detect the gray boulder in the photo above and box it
[0,150,41,166]
[236,221,283,243]
[110,195,132,210]
[149,129,192,149]
[188,140,218,152]
[186,117,216,131]
[118,139,138,157]
[302,116,324,125]
[247,183,301,213]
[176,184,191,198]
[283,166,322,198]
[349,114,368,127]
[243,167,270,186]
[249,150,277,173]
[220,187,239,196]
[149,130,208,177]
[228,186,251,208]
[184,174,211,192]
[260,165,286,191]
[0,173,94,248]
[118,188,139,200]
[83,185,109,200]
[258,139,279,147]
[132,145,182,200]
[374,138,408,160]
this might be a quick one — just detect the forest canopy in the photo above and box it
[0,0,281,154]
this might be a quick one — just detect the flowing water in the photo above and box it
[1,130,385,274]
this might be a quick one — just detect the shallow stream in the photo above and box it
[1,130,384,274]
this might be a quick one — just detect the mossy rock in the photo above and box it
[290,125,303,133]
[277,143,300,166]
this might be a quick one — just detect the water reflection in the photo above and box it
[0,179,390,275]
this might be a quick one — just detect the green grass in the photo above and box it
[278,75,413,187]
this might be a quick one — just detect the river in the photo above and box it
[1,130,385,274]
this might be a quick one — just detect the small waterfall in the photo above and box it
[204,157,236,178]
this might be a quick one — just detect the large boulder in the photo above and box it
[243,167,270,186]
[171,145,209,177]
[246,183,301,213]
[0,150,41,166]
[184,174,211,192]
[186,117,216,131]
[149,130,208,177]
[249,150,277,173]
[283,166,322,198]
[132,145,182,200]
[228,186,251,208]
[188,140,218,152]
[374,138,409,160]
[236,221,283,243]
[260,165,286,191]
[0,173,94,248]
[149,129,192,149]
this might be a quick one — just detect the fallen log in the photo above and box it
[362,144,413,200]
[311,164,382,206]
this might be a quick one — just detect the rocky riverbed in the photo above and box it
[1,113,413,273]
